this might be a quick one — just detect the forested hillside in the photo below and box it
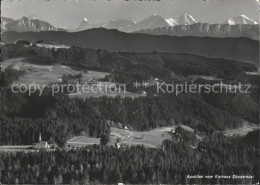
[0,44,259,146]
[1,44,257,79]
[2,29,259,65]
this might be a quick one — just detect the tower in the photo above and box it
[39,133,42,142]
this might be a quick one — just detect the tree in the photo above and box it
[56,137,67,147]
[100,134,110,146]
[61,74,68,84]
[0,71,6,87]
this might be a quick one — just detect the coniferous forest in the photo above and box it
[0,132,259,184]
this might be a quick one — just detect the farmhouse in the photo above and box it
[141,91,147,96]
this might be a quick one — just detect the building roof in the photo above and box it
[33,141,49,147]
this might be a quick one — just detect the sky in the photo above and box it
[1,0,259,28]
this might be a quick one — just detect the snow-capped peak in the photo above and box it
[77,17,92,30]
[240,14,249,19]
[227,19,235,25]
[136,14,171,29]
[165,18,178,26]
[177,14,197,25]
[225,15,258,25]
[143,14,164,21]
[1,16,57,32]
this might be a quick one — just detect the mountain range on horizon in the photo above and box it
[76,14,198,32]
[137,23,259,41]
[224,14,259,25]
[1,16,64,33]
[75,14,259,32]
[1,14,259,40]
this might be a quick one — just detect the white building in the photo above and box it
[33,141,50,149]
[141,91,147,96]
[32,133,50,149]
[115,143,121,149]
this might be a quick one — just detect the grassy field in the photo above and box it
[2,57,144,98]
[222,121,259,136]
[66,126,176,148]
[2,57,109,85]
[66,137,101,147]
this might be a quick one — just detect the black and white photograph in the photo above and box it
[0,0,259,184]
